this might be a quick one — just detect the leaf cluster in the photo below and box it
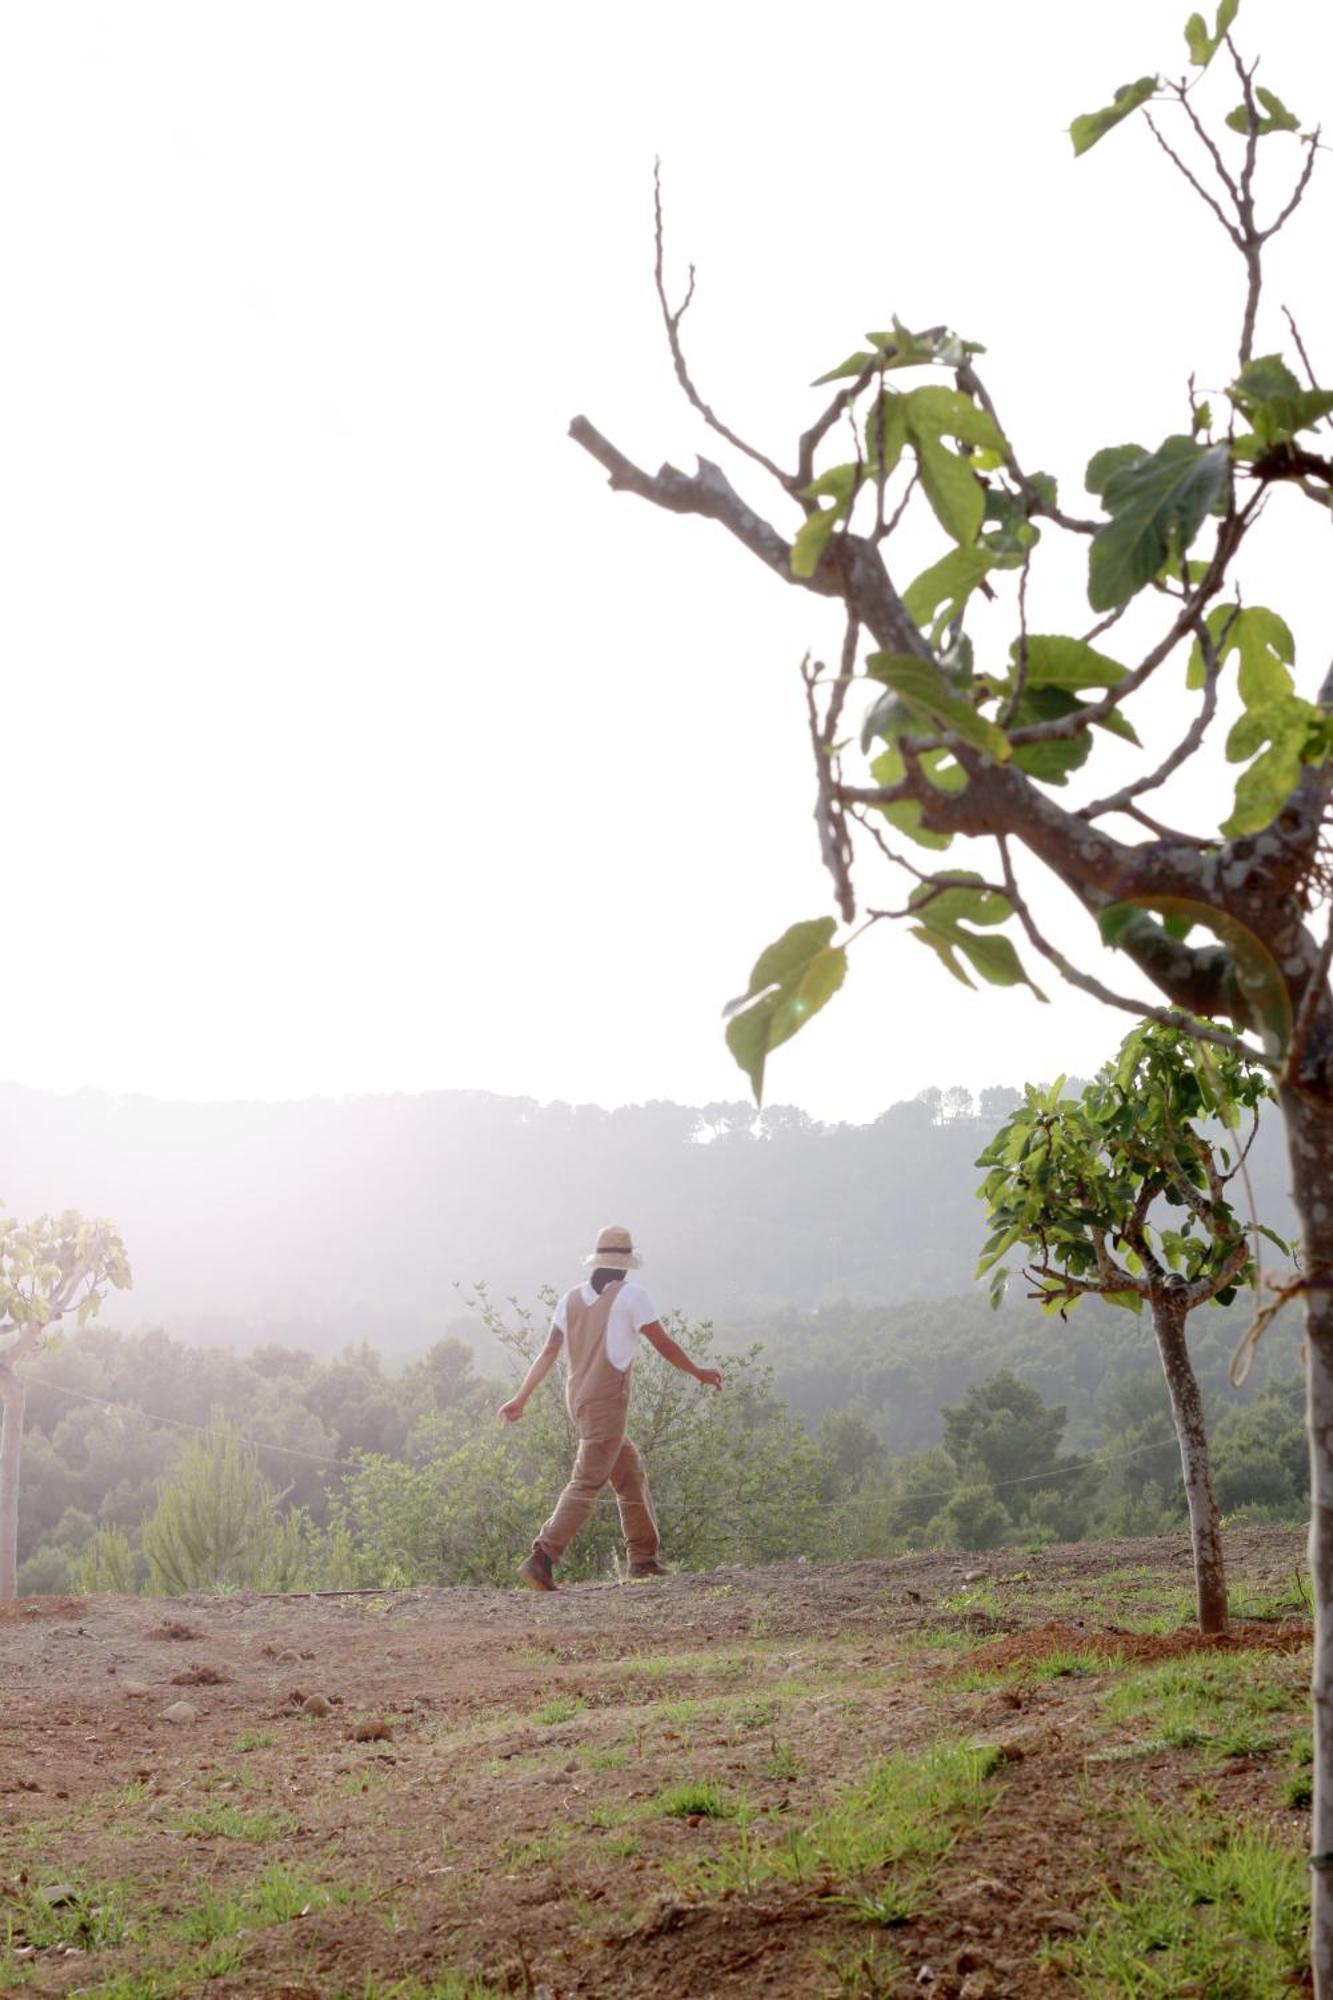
[974,1022,1280,1314]
[0,1210,132,1344]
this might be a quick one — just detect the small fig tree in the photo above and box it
[976,1022,1279,1633]
[0,1210,132,1599]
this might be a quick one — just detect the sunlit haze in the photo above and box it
[3,1,1330,1122]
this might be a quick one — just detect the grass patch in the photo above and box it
[956,1646,1117,1690]
[1098,1651,1304,1765]
[663,1734,1004,1916]
[655,1779,739,1819]
[767,1740,801,1780]
[173,1805,299,1842]
[818,1939,903,1997]
[897,1626,983,1656]
[174,1885,247,1945]
[1058,1802,1307,1996]
[3,1881,133,1954]
[734,1700,779,1730]
[174,1864,342,1946]
[1227,1581,1310,1622]
[255,1863,343,1922]
[498,1833,567,1868]
[803,1739,1004,1889]
[231,1728,277,1753]
[532,1695,584,1726]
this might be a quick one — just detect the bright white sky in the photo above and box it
[1,1,1330,1123]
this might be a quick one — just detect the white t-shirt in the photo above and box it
[550,1281,659,1372]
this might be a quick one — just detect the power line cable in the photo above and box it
[26,1373,356,1470]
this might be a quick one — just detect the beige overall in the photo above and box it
[535,1281,659,1566]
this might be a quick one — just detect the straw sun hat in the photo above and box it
[582,1224,643,1271]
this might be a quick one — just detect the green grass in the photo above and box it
[661,1734,1005,1916]
[584,1801,633,1829]
[817,1939,903,1998]
[2,1881,133,1954]
[174,1885,247,1945]
[532,1695,584,1726]
[767,1740,802,1780]
[955,1645,1117,1689]
[655,1778,740,1819]
[1098,1651,1304,1764]
[1057,1802,1307,1996]
[174,1864,342,1946]
[253,1864,341,1922]
[802,1739,1004,1887]
[173,1805,299,1841]
[498,1833,568,1868]
[231,1728,277,1753]
[940,1584,1004,1618]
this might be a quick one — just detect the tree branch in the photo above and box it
[1079,632,1222,822]
[569,416,932,658]
[805,635,857,925]
[1144,111,1242,246]
[995,838,1272,1063]
[652,164,795,498]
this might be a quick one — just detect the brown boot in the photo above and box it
[518,1548,557,1592]
[628,1558,669,1579]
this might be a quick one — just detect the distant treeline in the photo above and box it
[0,1081,1297,1351]
[17,1283,1308,1595]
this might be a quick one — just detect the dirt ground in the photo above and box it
[0,1526,1315,1998]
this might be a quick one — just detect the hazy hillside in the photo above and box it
[0,1081,1296,1353]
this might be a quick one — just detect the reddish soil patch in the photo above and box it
[0,1594,86,1622]
[968,1615,1313,1673]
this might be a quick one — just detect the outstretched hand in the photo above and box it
[697,1367,723,1391]
[498,1397,525,1425]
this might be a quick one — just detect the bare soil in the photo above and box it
[0,1527,1313,1998]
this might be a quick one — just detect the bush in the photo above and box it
[937,1484,1012,1552]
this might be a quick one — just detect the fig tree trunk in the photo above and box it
[1284,1085,1333,1997]
[1150,1280,1228,1638]
[0,1362,25,1602]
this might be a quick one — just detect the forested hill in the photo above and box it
[0,1081,1295,1352]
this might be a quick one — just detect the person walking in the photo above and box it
[498,1224,723,1591]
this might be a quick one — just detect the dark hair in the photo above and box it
[590,1267,626,1295]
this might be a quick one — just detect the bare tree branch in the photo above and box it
[1263,132,1320,242]
[1145,110,1242,244]
[1079,628,1222,822]
[805,631,857,924]
[569,415,932,658]
[652,164,795,497]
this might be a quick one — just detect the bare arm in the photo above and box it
[498,1330,563,1424]
[642,1321,723,1390]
